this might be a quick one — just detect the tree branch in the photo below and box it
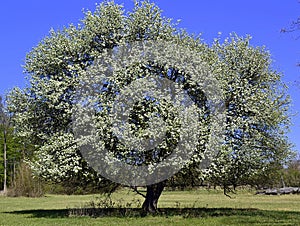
[131,186,146,198]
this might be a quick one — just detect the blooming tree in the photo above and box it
[8,1,292,212]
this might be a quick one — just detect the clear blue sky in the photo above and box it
[0,1,299,152]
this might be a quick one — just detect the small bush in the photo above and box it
[7,162,44,197]
[68,195,142,217]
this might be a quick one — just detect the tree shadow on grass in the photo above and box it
[7,209,69,218]
[8,207,300,220]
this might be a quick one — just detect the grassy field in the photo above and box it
[1,188,300,225]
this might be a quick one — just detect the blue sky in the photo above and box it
[0,0,299,152]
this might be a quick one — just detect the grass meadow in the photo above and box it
[1,188,300,225]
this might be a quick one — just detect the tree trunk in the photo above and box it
[3,127,7,194]
[142,181,165,213]
[281,175,286,188]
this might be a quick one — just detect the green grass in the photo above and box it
[1,189,300,225]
